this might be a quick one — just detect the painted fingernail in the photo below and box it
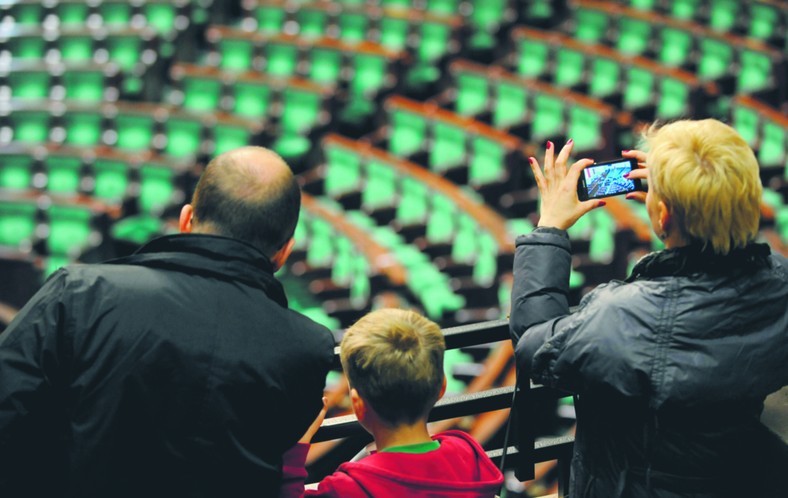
[598,201,607,207]
[528,157,536,164]
[546,141,553,150]
[567,138,573,145]
[623,173,630,178]
[622,149,631,153]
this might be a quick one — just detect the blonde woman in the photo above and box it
[511,120,788,497]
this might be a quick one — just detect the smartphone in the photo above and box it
[577,158,643,201]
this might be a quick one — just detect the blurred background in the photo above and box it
[0,0,786,494]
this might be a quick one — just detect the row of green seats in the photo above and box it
[342,208,466,321]
[513,27,705,121]
[0,100,263,160]
[322,135,505,286]
[236,4,459,87]
[292,206,372,306]
[571,1,781,96]
[1,61,121,102]
[385,95,522,188]
[730,95,787,171]
[0,144,190,214]
[169,64,331,161]
[626,0,785,47]
[451,58,618,153]
[762,189,788,245]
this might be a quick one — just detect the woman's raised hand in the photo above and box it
[623,149,648,203]
[530,140,606,230]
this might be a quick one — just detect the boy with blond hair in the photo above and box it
[279,308,504,498]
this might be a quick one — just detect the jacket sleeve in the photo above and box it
[278,443,309,498]
[0,270,69,481]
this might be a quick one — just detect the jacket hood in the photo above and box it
[336,431,503,497]
[107,234,288,307]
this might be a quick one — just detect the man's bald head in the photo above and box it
[190,146,301,258]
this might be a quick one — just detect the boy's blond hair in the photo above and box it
[644,119,762,254]
[340,308,445,426]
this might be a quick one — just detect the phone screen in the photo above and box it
[577,158,642,200]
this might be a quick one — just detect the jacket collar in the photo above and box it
[108,234,288,307]
[627,242,772,282]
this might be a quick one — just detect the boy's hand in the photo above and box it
[299,397,328,444]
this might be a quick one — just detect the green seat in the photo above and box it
[379,17,409,51]
[255,5,286,35]
[45,155,82,193]
[0,155,34,190]
[164,117,203,158]
[418,282,464,320]
[47,204,92,256]
[493,81,527,129]
[616,17,651,56]
[430,121,466,172]
[656,77,689,119]
[297,8,328,38]
[568,105,603,152]
[708,0,738,32]
[418,21,450,64]
[281,88,321,134]
[59,35,94,62]
[9,35,46,60]
[265,42,299,77]
[469,136,508,187]
[468,0,506,49]
[220,38,254,71]
[472,233,498,285]
[759,122,786,168]
[324,142,362,197]
[143,3,177,33]
[232,80,272,118]
[138,164,175,213]
[350,53,387,96]
[629,0,656,9]
[426,0,459,15]
[623,66,655,109]
[100,1,132,25]
[213,124,251,156]
[589,223,615,264]
[426,195,456,244]
[455,71,488,116]
[670,0,700,20]
[63,110,103,146]
[9,70,50,99]
[338,12,369,43]
[731,105,759,147]
[523,0,555,20]
[517,37,550,79]
[554,48,585,88]
[309,47,342,84]
[381,0,412,9]
[0,201,37,247]
[659,27,693,67]
[389,109,427,156]
[574,7,608,42]
[56,2,89,25]
[11,110,50,143]
[115,113,154,150]
[749,4,778,40]
[588,57,621,98]
[698,37,733,80]
[531,93,565,140]
[362,160,397,211]
[93,159,129,201]
[738,49,772,93]
[8,3,43,25]
[106,36,142,71]
[111,214,163,245]
[396,177,429,224]
[452,215,479,264]
[63,70,105,102]
[182,75,222,112]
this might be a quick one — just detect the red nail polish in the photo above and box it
[623,150,630,153]
[598,201,607,207]
[547,141,553,150]
[623,173,630,178]
[528,157,536,164]
[567,138,573,145]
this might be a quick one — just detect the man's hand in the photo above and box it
[298,397,327,444]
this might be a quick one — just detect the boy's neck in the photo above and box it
[371,420,433,452]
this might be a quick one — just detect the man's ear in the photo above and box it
[349,388,366,422]
[179,205,194,233]
[438,375,447,400]
[270,237,295,271]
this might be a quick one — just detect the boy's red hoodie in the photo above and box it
[279,430,504,498]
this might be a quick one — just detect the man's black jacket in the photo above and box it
[0,234,335,498]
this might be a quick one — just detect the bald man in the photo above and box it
[0,147,335,498]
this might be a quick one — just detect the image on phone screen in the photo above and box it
[578,159,641,200]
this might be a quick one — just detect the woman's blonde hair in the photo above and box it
[644,119,762,254]
[340,308,445,426]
